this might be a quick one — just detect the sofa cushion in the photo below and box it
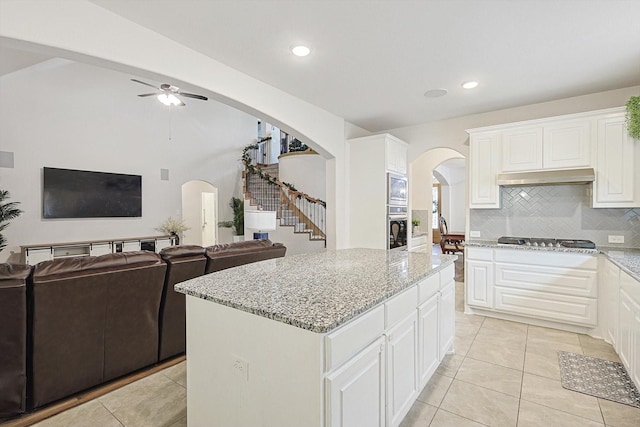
[204,239,286,274]
[0,263,30,417]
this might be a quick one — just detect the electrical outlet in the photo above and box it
[470,230,481,238]
[608,235,624,244]
[232,355,249,381]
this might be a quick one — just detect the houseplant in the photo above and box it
[626,96,640,140]
[157,216,189,245]
[218,197,244,239]
[0,190,23,251]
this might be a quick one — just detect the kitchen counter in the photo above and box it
[467,240,640,281]
[175,248,457,333]
[599,247,640,281]
[466,239,598,254]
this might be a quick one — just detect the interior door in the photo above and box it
[201,192,217,247]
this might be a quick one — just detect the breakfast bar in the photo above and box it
[176,248,457,427]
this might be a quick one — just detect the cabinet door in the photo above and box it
[439,281,455,357]
[469,132,500,208]
[633,306,640,388]
[325,337,386,427]
[386,138,407,175]
[90,242,112,256]
[386,312,418,427]
[594,114,637,207]
[619,289,634,372]
[543,120,591,169]
[418,294,439,389]
[24,248,53,265]
[466,259,494,308]
[501,127,543,172]
[604,260,620,347]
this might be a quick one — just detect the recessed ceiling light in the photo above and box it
[291,45,311,57]
[424,88,448,98]
[462,81,479,89]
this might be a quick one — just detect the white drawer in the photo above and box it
[494,286,597,326]
[385,286,418,328]
[324,305,385,372]
[418,274,439,304]
[494,249,597,270]
[440,264,455,288]
[495,263,597,298]
[467,247,493,262]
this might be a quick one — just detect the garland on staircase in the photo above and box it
[242,141,326,207]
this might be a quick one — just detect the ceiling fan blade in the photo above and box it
[176,100,186,107]
[178,92,208,101]
[131,78,160,90]
[137,93,157,97]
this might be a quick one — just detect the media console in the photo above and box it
[20,235,176,265]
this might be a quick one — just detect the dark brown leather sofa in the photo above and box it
[0,263,31,417]
[158,245,207,361]
[204,239,286,274]
[28,252,166,408]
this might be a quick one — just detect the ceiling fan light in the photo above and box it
[157,93,171,106]
[157,93,182,106]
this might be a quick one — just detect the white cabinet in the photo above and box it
[417,294,439,389]
[500,120,591,172]
[469,132,500,209]
[602,259,621,348]
[593,112,639,207]
[466,247,494,308]
[325,337,386,427]
[618,270,640,389]
[466,247,598,327]
[90,242,113,256]
[347,134,409,249]
[438,281,455,356]
[386,136,408,175]
[385,313,418,427]
[543,120,591,169]
[501,126,543,172]
[23,247,53,265]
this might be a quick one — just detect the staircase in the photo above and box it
[243,161,326,243]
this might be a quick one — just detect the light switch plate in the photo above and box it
[608,235,624,244]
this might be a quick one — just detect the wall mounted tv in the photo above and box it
[43,167,142,218]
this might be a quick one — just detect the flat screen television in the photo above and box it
[43,167,142,218]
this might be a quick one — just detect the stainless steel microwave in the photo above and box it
[387,173,408,206]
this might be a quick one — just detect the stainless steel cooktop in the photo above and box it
[497,236,596,249]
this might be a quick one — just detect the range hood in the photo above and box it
[496,168,595,186]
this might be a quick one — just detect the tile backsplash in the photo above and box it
[470,185,640,247]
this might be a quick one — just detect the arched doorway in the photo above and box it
[181,180,218,246]
[409,148,465,250]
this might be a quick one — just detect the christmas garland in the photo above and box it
[242,142,327,207]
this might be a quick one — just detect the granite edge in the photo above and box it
[177,256,457,334]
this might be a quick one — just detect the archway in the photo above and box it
[409,148,465,249]
[181,180,218,246]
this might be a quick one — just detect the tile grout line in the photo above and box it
[515,324,529,427]
[97,400,125,427]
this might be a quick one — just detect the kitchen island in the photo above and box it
[175,248,457,427]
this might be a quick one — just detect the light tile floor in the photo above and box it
[30,282,640,427]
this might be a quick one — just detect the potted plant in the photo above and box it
[411,218,420,233]
[157,216,189,245]
[218,197,244,241]
[0,190,23,251]
[626,96,640,140]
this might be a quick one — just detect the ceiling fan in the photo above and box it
[131,78,208,106]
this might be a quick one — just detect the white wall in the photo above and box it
[0,59,256,261]
[278,153,326,201]
[434,161,465,233]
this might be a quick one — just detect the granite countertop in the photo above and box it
[466,239,599,255]
[467,240,640,281]
[175,248,457,334]
[599,247,640,281]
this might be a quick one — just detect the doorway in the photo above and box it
[181,181,218,246]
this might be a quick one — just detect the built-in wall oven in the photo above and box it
[388,173,408,206]
[388,206,408,249]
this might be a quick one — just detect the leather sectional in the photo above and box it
[0,239,286,419]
